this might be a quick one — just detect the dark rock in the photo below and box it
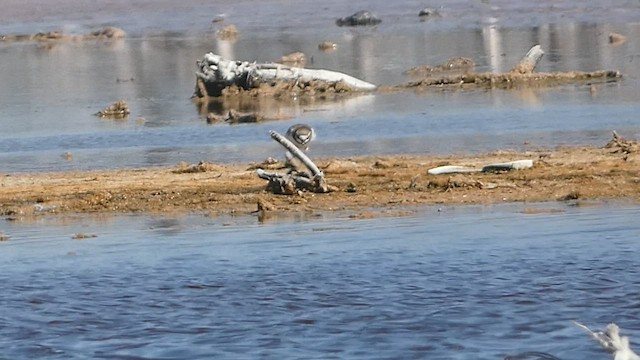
[336,11,381,27]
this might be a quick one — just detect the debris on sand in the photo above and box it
[404,57,475,76]
[427,160,534,175]
[0,26,125,43]
[399,45,622,90]
[605,131,639,155]
[336,10,382,26]
[173,161,221,174]
[193,53,376,99]
[95,100,130,118]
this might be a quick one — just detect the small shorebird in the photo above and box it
[284,124,316,170]
[285,124,315,152]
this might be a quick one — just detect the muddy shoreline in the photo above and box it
[1,142,638,219]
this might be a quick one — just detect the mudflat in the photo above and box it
[1,139,638,218]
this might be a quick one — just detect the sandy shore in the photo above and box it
[1,138,638,219]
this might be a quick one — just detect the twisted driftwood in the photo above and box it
[256,131,329,194]
[194,53,376,98]
[399,45,622,89]
[573,321,640,360]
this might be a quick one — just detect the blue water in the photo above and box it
[1,203,639,359]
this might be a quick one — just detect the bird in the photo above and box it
[285,124,315,152]
[284,124,316,171]
[573,321,640,360]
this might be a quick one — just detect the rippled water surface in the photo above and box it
[1,3,639,359]
[1,203,639,359]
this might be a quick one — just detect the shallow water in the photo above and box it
[1,1,640,172]
[1,202,639,359]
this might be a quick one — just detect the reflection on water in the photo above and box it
[1,203,639,359]
[1,3,640,172]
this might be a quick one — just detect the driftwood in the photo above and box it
[404,57,475,76]
[427,159,534,175]
[399,45,622,89]
[256,130,329,194]
[573,321,640,360]
[194,53,376,98]
[511,45,545,74]
[605,130,639,154]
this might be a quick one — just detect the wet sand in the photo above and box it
[1,142,638,219]
[1,1,639,219]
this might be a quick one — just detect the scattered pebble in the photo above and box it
[609,32,626,46]
[318,41,337,52]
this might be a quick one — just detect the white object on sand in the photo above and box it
[481,159,534,172]
[427,165,480,175]
[427,159,534,175]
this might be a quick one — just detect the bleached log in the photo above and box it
[256,131,329,194]
[427,165,479,175]
[269,130,323,178]
[195,53,376,97]
[573,321,640,360]
[511,45,545,74]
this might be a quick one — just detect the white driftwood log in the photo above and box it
[256,130,329,194]
[573,321,640,360]
[427,160,533,175]
[511,45,545,74]
[269,130,323,177]
[195,53,376,96]
[427,165,479,175]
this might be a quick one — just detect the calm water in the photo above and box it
[1,203,639,359]
[1,0,640,172]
